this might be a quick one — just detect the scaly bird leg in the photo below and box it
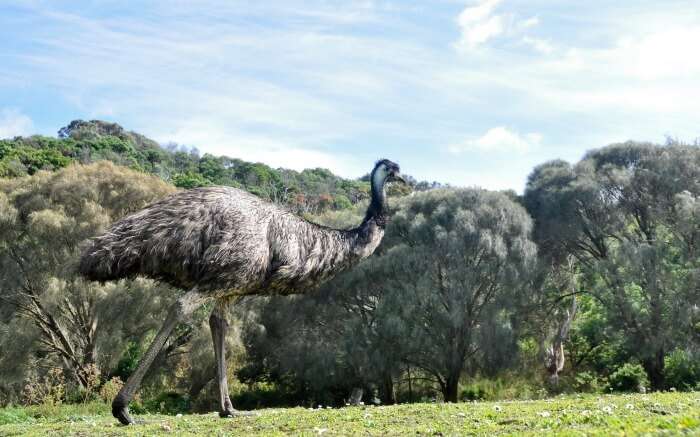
[112,288,209,425]
[209,301,255,417]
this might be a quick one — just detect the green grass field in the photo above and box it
[0,392,698,436]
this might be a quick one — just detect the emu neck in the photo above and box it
[364,171,387,228]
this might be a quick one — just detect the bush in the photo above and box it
[230,383,298,410]
[113,341,143,382]
[458,377,541,402]
[21,368,66,407]
[664,349,700,391]
[607,363,649,393]
[99,377,124,403]
[460,385,488,401]
[173,172,211,189]
[141,392,191,415]
[0,407,33,425]
[568,371,603,393]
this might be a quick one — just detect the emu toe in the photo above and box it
[219,407,258,418]
[112,401,136,425]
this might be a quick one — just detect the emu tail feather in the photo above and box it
[78,233,139,282]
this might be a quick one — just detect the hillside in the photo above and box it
[0,392,698,436]
[0,120,417,215]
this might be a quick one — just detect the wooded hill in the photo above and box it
[0,120,417,215]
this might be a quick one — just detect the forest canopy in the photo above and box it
[0,120,417,216]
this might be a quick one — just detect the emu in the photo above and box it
[79,159,405,425]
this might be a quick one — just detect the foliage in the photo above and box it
[0,162,183,401]
[607,363,649,393]
[230,383,301,410]
[21,368,66,407]
[383,189,537,401]
[98,377,124,404]
[76,363,101,403]
[567,371,604,394]
[664,349,700,391]
[460,377,544,402]
[524,142,700,390]
[141,392,191,415]
[1,120,423,215]
[2,119,700,418]
[172,171,211,189]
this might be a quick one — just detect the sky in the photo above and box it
[1,0,699,191]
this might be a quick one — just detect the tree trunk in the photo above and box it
[348,387,363,406]
[643,349,665,391]
[379,373,396,405]
[548,372,560,387]
[443,374,460,402]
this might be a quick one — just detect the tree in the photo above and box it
[383,188,537,401]
[524,142,700,389]
[173,171,211,189]
[0,162,179,392]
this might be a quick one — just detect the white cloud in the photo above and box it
[0,109,33,139]
[517,16,539,30]
[507,25,700,117]
[448,127,542,155]
[621,28,700,80]
[152,119,364,178]
[455,0,504,50]
[522,36,554,54]
[454,1,542,52]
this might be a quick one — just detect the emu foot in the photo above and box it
[112,400,136,425]
[219,407,258,418]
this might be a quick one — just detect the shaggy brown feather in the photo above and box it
[79,160,402,297]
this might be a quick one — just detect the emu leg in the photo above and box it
[112,289,209,425]
[209,302,254,417]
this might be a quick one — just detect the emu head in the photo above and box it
[365,159,406,227]
[372,159,406,189]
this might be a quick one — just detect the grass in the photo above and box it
[0,392,698,436]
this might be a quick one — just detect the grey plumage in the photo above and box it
[80,171,394,295]
[78,158,405,425]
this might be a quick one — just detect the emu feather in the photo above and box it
[80,161,400,296]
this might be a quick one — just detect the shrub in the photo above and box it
[607,363,649,392]
[460,385,488,401]
[142,392,191,415]
[173,172,211,189]
[569,371,603,393]
[458,377,540,402]
[664,349,700,391]
[113,341,143,381]
[78,364,101,403]
[99,377,124,403]
[230,383,297,410]
[0,407,33,426]
[21,368,66,407]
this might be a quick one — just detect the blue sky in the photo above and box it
[1,1,699,190]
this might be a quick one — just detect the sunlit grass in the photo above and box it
[1,391,698,436]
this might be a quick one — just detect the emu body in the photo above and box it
[81,186,383,295]
[79,159,404,425]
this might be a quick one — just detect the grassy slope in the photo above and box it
[0,392,698,436]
